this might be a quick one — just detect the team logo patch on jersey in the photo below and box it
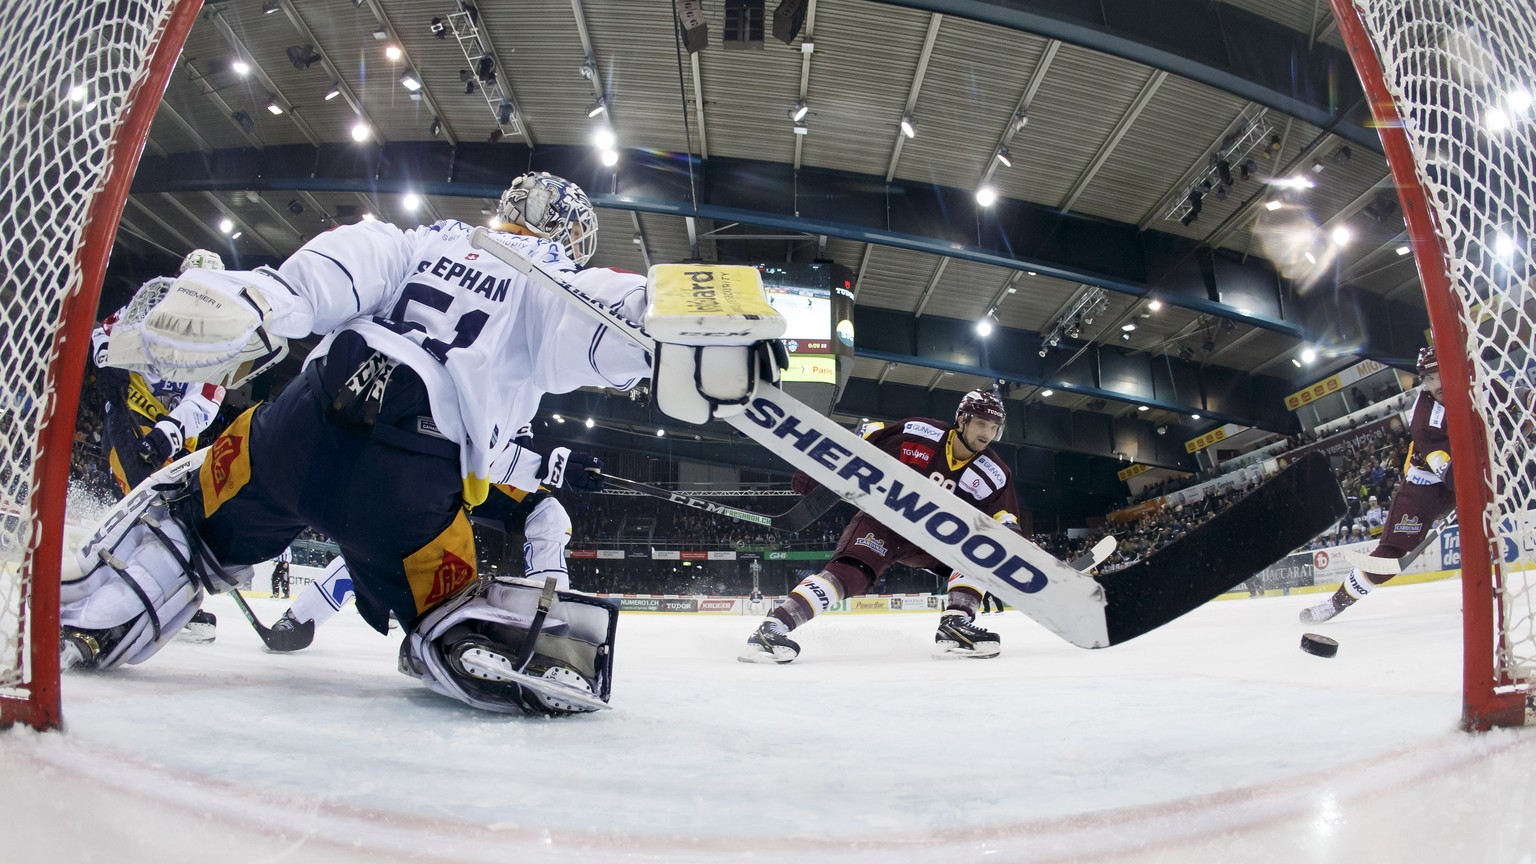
[904,420,944,441]
[1429,401,1446,429]
[853,532,888,556]
[424,549,474,606]
[974,455,1006,488]
[208,435,241,493]
[958,468,990,500]
[1393,514,1424,535]
[900,442,934,467]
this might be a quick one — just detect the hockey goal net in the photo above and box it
[0,0,201,732]
[1330,0,1536,729]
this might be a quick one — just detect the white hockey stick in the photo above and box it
[1070,535,1118,572]
[470,228,1112,648]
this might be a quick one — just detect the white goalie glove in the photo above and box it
[105,269,290,389]
[643,264,789,425]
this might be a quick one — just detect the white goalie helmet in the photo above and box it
[179,249,225,273]
[494,172,599,266]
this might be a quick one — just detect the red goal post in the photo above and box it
[1329,0,1536,730]
[0,0,203,732]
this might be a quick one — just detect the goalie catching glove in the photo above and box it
[105,268,291,389]
[644,264,789,425]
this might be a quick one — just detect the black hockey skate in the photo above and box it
[738,620,800,664]
[176,609,217,644]
[934,613,1000,658]
[59,623,132,671]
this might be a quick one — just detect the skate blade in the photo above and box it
[458,647,610,712]
[737,646,797,664]
[176,624,217,644]
[933,640,1001,659]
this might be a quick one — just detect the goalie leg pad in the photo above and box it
[400,579,619,714]
[61,452,254,668]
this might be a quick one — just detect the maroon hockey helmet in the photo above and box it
[1416,345,1439,375]
[956,389,1006,426]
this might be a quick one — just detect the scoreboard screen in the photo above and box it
[756,262,854,386]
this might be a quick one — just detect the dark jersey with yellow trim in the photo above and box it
[796,417,1020,523]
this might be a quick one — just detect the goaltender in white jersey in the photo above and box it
[61,172,669,715]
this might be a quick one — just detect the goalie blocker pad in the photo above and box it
[646,264,789,425]
[401,579,619,715]
[1095,451,1345,644]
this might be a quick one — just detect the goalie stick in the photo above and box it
[468,229,1343,648]
[601,473,820,533]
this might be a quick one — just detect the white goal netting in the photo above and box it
[0,0,184,722]
[1340,0,1536,722]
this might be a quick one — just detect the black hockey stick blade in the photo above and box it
[772,485,840,533]
[1096,451,1345,645]
[228,589,315,652]
[601,474,787,531]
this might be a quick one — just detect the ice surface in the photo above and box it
[4,579,1534,863]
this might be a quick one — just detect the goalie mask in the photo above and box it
[494,172,599,266]
[179,249,225,273]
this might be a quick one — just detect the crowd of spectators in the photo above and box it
[62,365,1422,596]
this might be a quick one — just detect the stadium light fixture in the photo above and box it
[399,71,422,92]
[975,318,993,337]
[265,97,284,115]
[593,127,615,150]
[789,99,808,122]
[324,83,342,101]
[218,218,234,234]
[899,114,916,139]
[385,45,403,62]
[995,147,1011,167]
[975,186,998,207]
[350,121,371,142]
[402,192,421,212]
[600,149,619,167]
[586,98,607,118]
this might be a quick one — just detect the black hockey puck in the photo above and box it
[1300,633,1338,658]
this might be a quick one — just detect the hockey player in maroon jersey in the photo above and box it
[741,390,1022,662]
[1301,347,1454,622]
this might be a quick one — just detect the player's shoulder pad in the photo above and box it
[901,418,946,441]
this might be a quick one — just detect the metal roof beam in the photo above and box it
[274,0,387,144]
[356,0,459,145]
[884,14,944,182]
[1058,70,1166,213]
[793,0,821,170]
[869,0,1379,151]
[979,39,1059,189]
[125,197,198,252]
[208,5,325,147]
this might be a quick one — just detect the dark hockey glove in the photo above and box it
[540,447,605,493]
[135,418,184,467]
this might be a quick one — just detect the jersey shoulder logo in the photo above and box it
[853,532,889,556]
[973,455,1007,487]
[903,420,944,441]
[1428,401,1446,430]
